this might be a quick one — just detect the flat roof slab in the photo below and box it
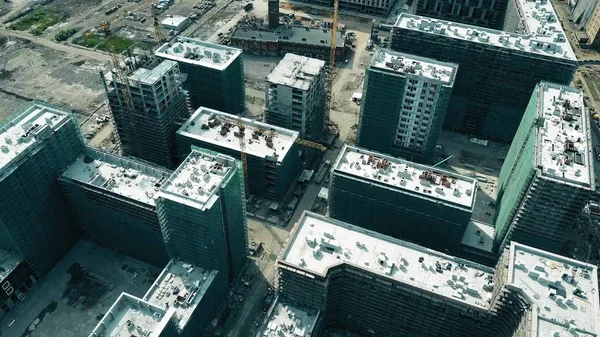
[281,212,495,309]
[370,49,457,85]
[155,37,242,71]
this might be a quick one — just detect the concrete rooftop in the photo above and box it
[143,259,218,332]
[89,293,174,337]
[370,49,457,85]
[0,240,161,337]
[62,147,171,205]
[461,220,495,253]
[178,107,298,162]
[507,242,599,337]
[0,249,21,283]
[535,83,594,189]
[128,60,178,86]
[257,297,320,337]
[394,0,576,62]
[281,212,496,309]
[155,37,241,71]
[267,53,325,91]
[332,145,478,210]
[0,103,72,174]
[159,148,235,209]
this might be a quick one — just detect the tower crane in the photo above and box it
[100,20,138,155]
[152,7,166,47]
[324,0,339,128]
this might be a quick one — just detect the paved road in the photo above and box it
[0,27,112,62]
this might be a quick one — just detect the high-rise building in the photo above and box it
[412,0,508,29]
[390,2,577,142]
[177,107,302,201]
[156,147,247,280]
[0,102,84,277]
[101,60,189,169]
[268,0,279,29]
[271,211,599,337]
[59,147,171,267]
[265,53,326,142]
[155,37,245,114]
[143,259,225,337]
[89,292,179,337]
[493,83,595,254]
[356,49,458,163]
[329,145,476,253]
[0,250,34,320]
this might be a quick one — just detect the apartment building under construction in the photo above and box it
[101,59,189,169]
[177,107,302,201]
[390,0,577,142]
[0,102,84,277]
[59,147,171,267]
[357,49,458,163]
[271,211,600,337]
[493,83,595,254]
[329,145,477,253]
[155,37,246,114]
[265,53,326,142]
[156,147,248,280]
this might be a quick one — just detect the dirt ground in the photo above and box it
[0,36,108,119]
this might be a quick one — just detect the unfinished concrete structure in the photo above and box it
[357,49,457,163]
[412,0,508,29]
[89,292,179,337]
[274,212,600,337]
[268,0,279,29]
[0,250,34,320]
[329,145,476,253]
[59,147,171,267]
[493,83,595,254]
[265,53,326,142]
[0,102,84,277]
[156,147,248,281]
[155,37,245,114]
[390,0,577,142]
[143,259,225,337]
[101,60,189,169]
[177,107,301,201]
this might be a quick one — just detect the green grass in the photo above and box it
[97,36,136,54]
[74,34,136,54]
[54,28,78,42]
[11,8,66,35]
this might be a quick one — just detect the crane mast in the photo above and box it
[325,0,339,126]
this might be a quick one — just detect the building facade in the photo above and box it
[266,53,326,142]
[390,8,577,142]
[0,102,84,277]
[156,37,246,114]
[328,145,476,253]
[271,212,600,337]
[0,250,35,320]
[230,26,346,61]
[290,0,398,16]
[156,147,248,281]
[177,107,302,201]
[59,147,171,267]
[493,83,595,254]
[413,0,508,29]
[357,49,457,163]
[101,60,189,169]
